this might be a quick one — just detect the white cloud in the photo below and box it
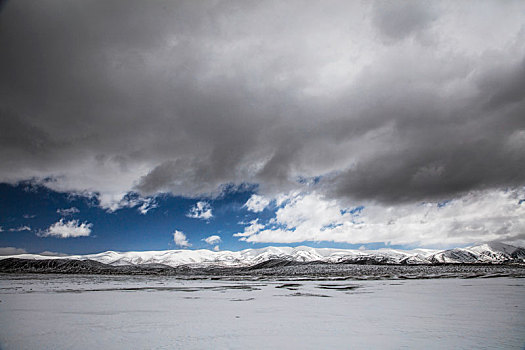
[173,230,191,247]
[40,219,92,238]
[203,235,221,245]
[9,225,31,232]
[233,219,265,238]
[137,198,158,215]
[107,195,158,214]
[244,194,271,213]
[234,188,525,248]
[57,207,80,216]
[186,201,213,220]
[23,214,36,219]
[0,247,27,255]
[213,245,220,252]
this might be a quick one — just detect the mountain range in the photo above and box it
[1,242,524,268]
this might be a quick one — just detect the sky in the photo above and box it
[1,0,524,255]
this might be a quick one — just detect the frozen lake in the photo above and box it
[0,274,524,349]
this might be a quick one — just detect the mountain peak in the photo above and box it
[468,242,519,254]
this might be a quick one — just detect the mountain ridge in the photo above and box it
[1,242,524,267]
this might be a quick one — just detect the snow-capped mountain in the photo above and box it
[2,242,524,267]
[430,242,525,264]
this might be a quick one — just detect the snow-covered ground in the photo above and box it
[0,274,523,349]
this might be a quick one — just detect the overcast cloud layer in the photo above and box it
[1,0,524,246]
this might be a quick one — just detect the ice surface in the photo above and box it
[0,274,524,349]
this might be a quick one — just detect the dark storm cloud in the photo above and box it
[327,52,525,203]
[371,0,437,42]
[481,57,525,110]
[0,0,524,207]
